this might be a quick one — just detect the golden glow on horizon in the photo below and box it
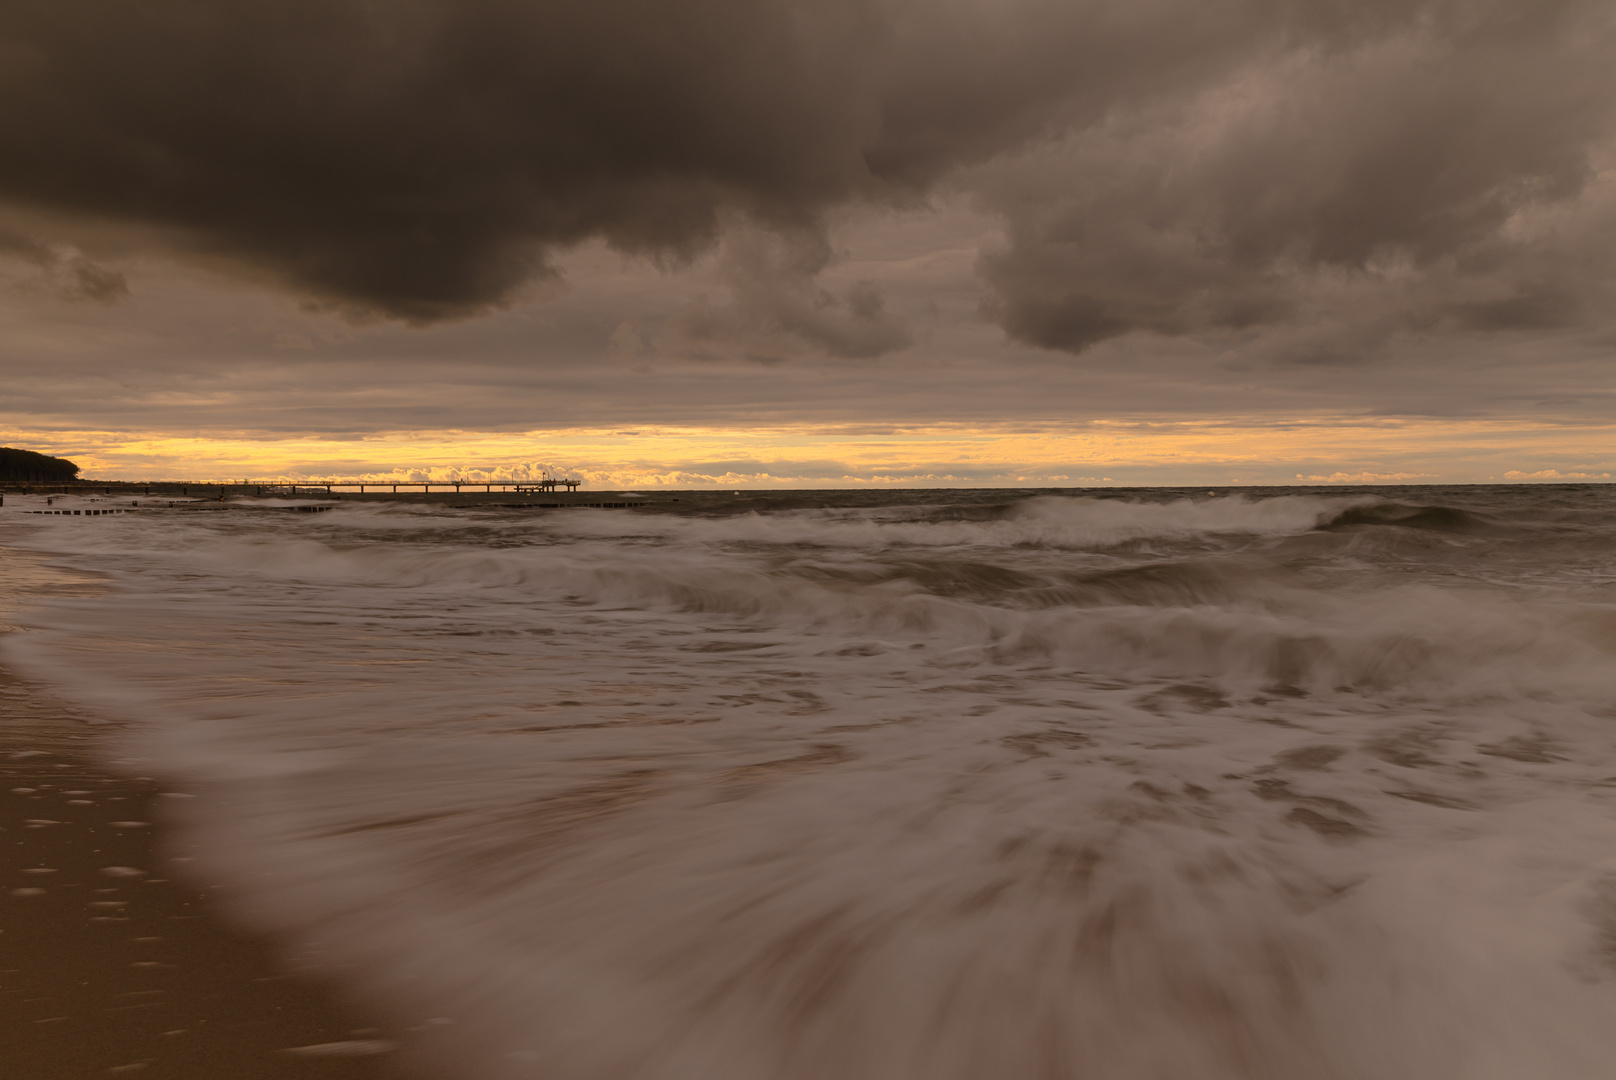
[3,418,1614,486]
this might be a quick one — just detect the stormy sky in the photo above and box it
[1,0,1613,484]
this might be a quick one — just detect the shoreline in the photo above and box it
[1,666,405,1079]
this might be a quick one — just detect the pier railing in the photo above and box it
[262,479,583,494]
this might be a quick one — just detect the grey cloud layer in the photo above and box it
[977,2,1616,353]
[659,226,916,361]
[0,229,128,302]
[1,0,1612,352]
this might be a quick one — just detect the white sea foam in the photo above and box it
[4,489,1616,1079]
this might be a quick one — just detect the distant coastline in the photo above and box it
[0,447,80,484]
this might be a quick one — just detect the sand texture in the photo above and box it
[2,671,401,1079]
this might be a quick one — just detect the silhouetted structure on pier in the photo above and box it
[0,447,79,482]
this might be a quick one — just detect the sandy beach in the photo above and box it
[1,666,402,1079]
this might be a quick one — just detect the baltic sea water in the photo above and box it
[5,485,1616,1079]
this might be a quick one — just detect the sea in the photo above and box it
[3,485,1616,1080]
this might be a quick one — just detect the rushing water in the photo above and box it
[5,486,1616,1079]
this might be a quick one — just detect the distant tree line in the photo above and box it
[0,447,81,482]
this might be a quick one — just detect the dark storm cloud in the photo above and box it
[0,0,1612,347]
[1,0,904,322]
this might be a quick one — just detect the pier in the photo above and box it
[259,478,581,495]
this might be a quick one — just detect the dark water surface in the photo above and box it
[4,485,1616,1079]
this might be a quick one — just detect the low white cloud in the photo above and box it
[1503,469,1612,480]
[1295,472,1432,483]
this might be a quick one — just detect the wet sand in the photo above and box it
[1,671,404,1079]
